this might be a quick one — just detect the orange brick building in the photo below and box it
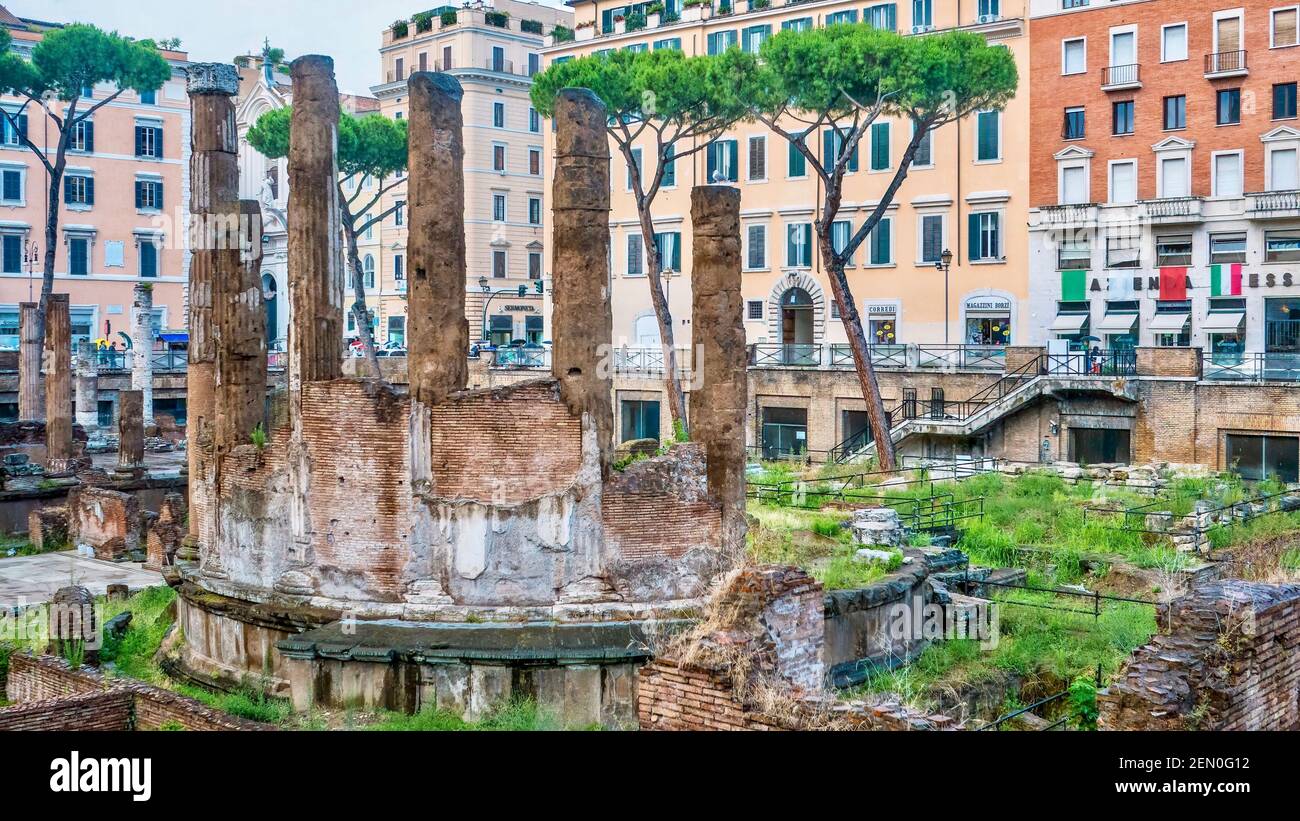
[1026,0,1300,371]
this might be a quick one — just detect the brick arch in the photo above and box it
[767,273,826,344]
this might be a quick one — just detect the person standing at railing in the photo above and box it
[1089,344,1102,375]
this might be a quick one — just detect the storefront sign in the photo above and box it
[867,304,897,315]
[1087,272,1296,293]
[964,297,1011,312]
[502,305,537,313]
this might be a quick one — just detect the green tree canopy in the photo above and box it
[247,107,408,190]
[0,24,171,106]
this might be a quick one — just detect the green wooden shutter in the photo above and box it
[788,141,805,177]
[872,219,891,264]
[871,122,889,171]
[727,140,738,181]
[662,146,675,187]
[969,213,983,261]
[978,112,998,161]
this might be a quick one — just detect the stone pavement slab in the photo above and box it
[0,550,162,609]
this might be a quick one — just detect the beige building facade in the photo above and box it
[0,9,191,422]
[370,1,572,349]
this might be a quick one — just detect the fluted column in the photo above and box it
[43,294,73,472]
[18,302,42,422]
[214,200,267,453]
[131,283,155,426]
[74,342,99,433]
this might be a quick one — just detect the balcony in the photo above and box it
[1032,203,1099,228]
[1204,50,1248,79]
[1138,196,1204,224]
[1101,63,1142,91]
[1246,190,1300,219]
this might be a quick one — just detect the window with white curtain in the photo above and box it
[1109,161,1137,204]
[1270,147,1299,191]
[1214,153,1244,197]
[1160,156,1189,198]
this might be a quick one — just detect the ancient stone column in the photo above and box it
[689,185,748,559]
[214,200,267,453]
[287,55,344,393]
[18,302,43,422]
[406,72,467,406]
[182,61,240,557]
[550,88,613,473]
[42,294,73,472]
[131,282,155,427]
[74,341,99,433]
[117,389,145,474]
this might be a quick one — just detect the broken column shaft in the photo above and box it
[19,302,43,421]
[287,55,344,391]
[689,186,748,557]
[184,62,241,553]
[74,342,99,433]
[550,88,613,473]
[131,282,155,427]
[406,72,467,405]
[43,294,73,471]
[117,389,145,473]
[214,200,267,453]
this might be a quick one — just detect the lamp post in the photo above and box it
[934,248,953,346]
[23,239,40,302]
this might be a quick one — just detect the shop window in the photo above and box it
[761,407,807,460]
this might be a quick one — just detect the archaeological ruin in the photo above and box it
[163,59,748,724]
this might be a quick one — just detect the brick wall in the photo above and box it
[1030,0,1298,205]
[637,659,956,731]
[603,443,722,562]
[1136,347,1202,378]
[2,653,274,731]
[1099,581,1300,731]
[426,379,582,504]
[66,486,141,560]
[0,691,133,731]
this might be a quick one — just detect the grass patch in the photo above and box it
[99,586,177,682]
[365,698,576,731]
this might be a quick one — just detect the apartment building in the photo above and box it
[1028,0,1300,377]
[544,0,1031,446]
[370,1,572,348]
[235,51,381,350]
[0,9,190,359]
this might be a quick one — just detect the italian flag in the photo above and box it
[1210,263,1243,296]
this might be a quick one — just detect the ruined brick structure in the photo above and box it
[1099,581,1300,731]
[171,63,747,724]
[637,566,958,731]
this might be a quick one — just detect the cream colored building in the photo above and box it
[371,1,573,348]
[543,0,1031,371]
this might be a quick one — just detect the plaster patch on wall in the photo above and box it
[455,506,488,579]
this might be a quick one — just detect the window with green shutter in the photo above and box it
[787,224,812,267]
[832,220,854,265]
[823,129,858,173]
[662,145,675,187]
[976,111,1000,161]
[870,218,891,265]
[788,140,806,178]
[707,139,738,182]
[871,121,890,171]
[654,231,682,271]
[968,212,1001,261]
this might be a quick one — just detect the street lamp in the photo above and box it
[934,248,953,346]
[23,240,40,302]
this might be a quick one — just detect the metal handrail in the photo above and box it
[1102,63,1140,86]
[1201,351,1300,383]
[1205,49,1247,73]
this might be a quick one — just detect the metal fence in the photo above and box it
[1200,351,1300,383]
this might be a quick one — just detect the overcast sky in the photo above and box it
[10,0,569,95]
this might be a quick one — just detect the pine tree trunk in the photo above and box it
[636,208,688,437]
[340,199,382,380]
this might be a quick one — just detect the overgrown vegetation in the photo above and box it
[364,698,582,731]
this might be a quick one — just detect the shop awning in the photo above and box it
[1148,313,1190,331]
[1050,313,1089,332]
[1096,312,1138,332]
[1202,312,1246,333]
[159,332,188,343]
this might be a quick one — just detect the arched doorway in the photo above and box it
[262,272,278,348]
[779,287,815,364]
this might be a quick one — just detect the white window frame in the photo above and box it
[785,221,812,269]
[491,142,507,173]
[1161,22,1188,63]
[974,110,1002,164]
[1266,144,1300,191]
[65,172,94,208]
[745,300,765,322]
[1058,160,1091,205]
[1213,8,1245,54]
[1061,37,1087,76]
[626,232,645,277]
[527,195,542,226]
[971,210,1004,262]
[1271,5,1300,49]
[492,101,505,129]
[1108,159,1138,204]
[492,248,509,279]
[0,163,25,206]
[1108,25,1137,69]
[528,147,542,177]
[1157,154,1191,199]
[135,175,163,212]
[492,192,507,222]
[1211,150,1245,198]
[916,212,946,266]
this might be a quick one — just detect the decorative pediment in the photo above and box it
[1260,125,1300,143]
[525,240,544,251]
[1151,135,1196,153]
[1054,145,1094,161]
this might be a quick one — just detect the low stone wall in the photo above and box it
[1099,580,1300,731]
[0,690,134,731]
[2,652,274,731]
[637,658,957,731]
